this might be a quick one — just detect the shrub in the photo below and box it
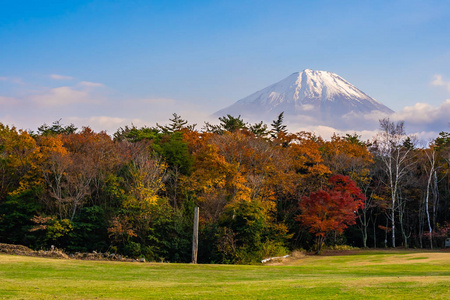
[123,241,142,258]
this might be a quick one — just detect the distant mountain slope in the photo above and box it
[214,69,393,130]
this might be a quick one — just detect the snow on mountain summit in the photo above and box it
[214,69,393,130]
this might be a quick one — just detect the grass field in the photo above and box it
[1,250,449,299]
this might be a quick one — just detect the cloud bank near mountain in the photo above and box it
[214,69,449,140]
[0,70,448,140]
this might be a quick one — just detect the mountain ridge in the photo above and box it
[214,69,393,130]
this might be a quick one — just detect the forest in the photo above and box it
[0,113,449,264]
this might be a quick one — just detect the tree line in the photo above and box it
[0,113,449,263]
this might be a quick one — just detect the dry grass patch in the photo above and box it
[346,252,450,266]
[343,275,450,287]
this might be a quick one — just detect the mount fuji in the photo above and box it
[214,69,393,130]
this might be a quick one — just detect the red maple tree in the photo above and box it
[297,175,365,253]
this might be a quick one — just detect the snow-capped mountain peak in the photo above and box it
[214,69,393,130]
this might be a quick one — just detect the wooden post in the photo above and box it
[192,206,199,264]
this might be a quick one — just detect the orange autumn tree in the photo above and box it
[182,129,279,221]
[297,175,365,254]
[180,130,231,221]
[0,123,42,199]
[320,134,373,183]
[287,132,330,191]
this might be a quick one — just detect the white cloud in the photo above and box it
[301,125,345,139]
[49,74,74,80]
[30,86,91,106]
[78,81,104,88]
[65,116,128,133]
[412,131,442,145]
[64,116,185,134]
[282,99,450,141]
[29,80,106,107]
[284,123,378,141]
[90,116,126,126]
[431,75,450,92]
[391,100,450,129]
[331,100,449,137]
[59,97,212,133]
[300,104,314,111]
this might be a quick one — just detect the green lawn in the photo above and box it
[0,250,449,299]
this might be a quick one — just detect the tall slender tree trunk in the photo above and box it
[398,202,408,248]
[363,222,368,248]
[391,203,396,247]
[425,149,436,249]
[418,204,424,248]
[372,215,377,248]
[432,171,438,228]
[390,158,399,248]
[425,176,433,249]
[377,118,413,249]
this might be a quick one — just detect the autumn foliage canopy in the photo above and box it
[1,115,449,262]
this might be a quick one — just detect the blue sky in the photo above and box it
[1,0,450,136]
